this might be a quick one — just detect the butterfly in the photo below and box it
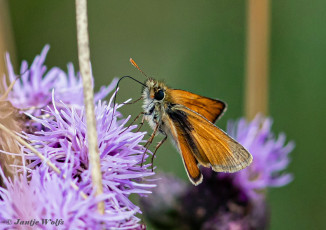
[117,59,253,185]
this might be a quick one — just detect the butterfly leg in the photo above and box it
[136,115,146,132]
[151,134,167,172]
[141,122,159,167]
[119,112,145,134]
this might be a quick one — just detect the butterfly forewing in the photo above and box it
[167,89,226,123]
[167,105,252,175]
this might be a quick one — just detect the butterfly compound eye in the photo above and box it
[154,89,164,100]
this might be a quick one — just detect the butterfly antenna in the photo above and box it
[130,58,149,79]
[108,75,146,131]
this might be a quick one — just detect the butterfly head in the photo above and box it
[142,78,167,103]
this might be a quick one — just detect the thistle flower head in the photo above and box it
[4,45,115,111]
[225,115,295,200]
[0,165,145,229]
[141,115,294,230]
[0,46,156,229]
[24,92,155,204]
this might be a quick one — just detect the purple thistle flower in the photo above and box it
[4,45,115,110]
[0,166,144,229]
[23,92,155,201]
[225,115,295,200]
[1,46,155,229]
[140,115,294,230]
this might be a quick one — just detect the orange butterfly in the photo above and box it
[123,59,253,185]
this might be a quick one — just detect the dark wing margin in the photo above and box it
[167,89,226,123]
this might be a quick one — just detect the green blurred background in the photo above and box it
[2,0,326,229]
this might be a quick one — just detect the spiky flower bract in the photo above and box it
[0,77,25,178]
